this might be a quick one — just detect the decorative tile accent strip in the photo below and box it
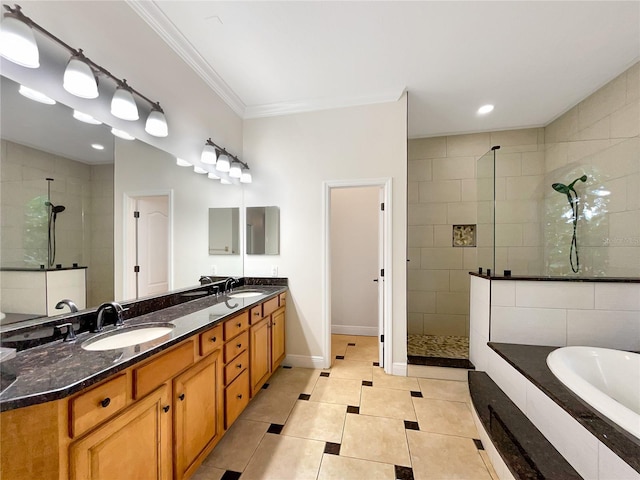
[394,465,415,480]
[324,442,341,455]
[282,365,293,369]
[348,343,356,346]
[298,393,311,401]
[336,355,345,360]
[452,224,476,247]
[320,372,330,377]
[410,391,423,398]
[221,471,242,480]
[404,420,420,431]
[362,380,373,387]
[473,438,484,450]
[262,383,269,389]
[347,405,360,414]
[373,362,379,366]
[267,424,284,434]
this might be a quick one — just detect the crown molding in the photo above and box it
[126,0,246,118]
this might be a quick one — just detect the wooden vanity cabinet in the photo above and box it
[271,306,286,371]
[222,311,250,429]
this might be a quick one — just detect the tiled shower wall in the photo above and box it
[408,61,639,338]
[0,140,114,306]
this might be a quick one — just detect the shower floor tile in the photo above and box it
[408,334,469,359]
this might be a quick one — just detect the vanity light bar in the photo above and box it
[200,138,252,184]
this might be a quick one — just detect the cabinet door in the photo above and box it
[69,384,171,480]
[271,308,286,371]
[173,349,223,480]
[250,316,271,396]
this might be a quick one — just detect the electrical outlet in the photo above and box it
[211,265,217,275]
[270,265,278,277]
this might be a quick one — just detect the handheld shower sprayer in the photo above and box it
[551,174,588,273]
[45,178,66,267]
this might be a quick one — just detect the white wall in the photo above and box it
[243,98,408,369]
[114,139,244,301]
[330,186,380,336]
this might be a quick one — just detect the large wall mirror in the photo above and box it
[209,208,240,255]
[246,206,280,255]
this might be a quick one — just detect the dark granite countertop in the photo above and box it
[489,342,640,473]
[469,272,640,283]
[1,266,88,271]
[0,285,286,412]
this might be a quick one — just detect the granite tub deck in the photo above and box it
[488,342,640,475]
[0,285,287,411]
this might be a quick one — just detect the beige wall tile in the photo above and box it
[610,100,640,138]
[462,178,477,201]
[626,61,640,103]
[574,116,610,141]
[408,159,432,181]
[408,290,436,313]
[421,247,463,270]
[544,142,569,172]
[521,151,545,175]
[523,223,542,247]
[463,247,477,270]
[434,225,453,247]
[408,312,424,334]
[408,203,447,225]
[627,173,640,210]
[436,292,470,315]
[491,128,539,147]
[567,139,613,164]
[422,313,467,336]
[432,156,475,180]
[578,72,627,131]
[506,175,543,200]
[495,152,522,177]
[408,225,434,248]
[409,137,447,160]
[407,248,421,270]
[449,270,471,292]
[408,269,450,292]
[495,200,539,223]
[447,202,477,224]
[446,133,491,157]
[609,210,640,241]
[546,106,578,143]
[589,137,638,180]
[418,180,461,203]
[408,181,419,204]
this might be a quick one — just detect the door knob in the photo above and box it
[373,279,379,282]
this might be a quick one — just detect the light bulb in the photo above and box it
[73,110,101,125]
[111,85,139,120]
[145,108,168,137]
[63,55,98,99]
[240,168,252,184]
[229,162,242,178]
[220,178,232,185]
[18,85,55,105]
[91,144,105,150]
[215,154,230,172]
[201,143,217,164]
[110,128,135,140]
[176,158,192,167]
[194,166,208,174]
[208,172,220,180]
[477,104,494,115]
[0,14,39,68]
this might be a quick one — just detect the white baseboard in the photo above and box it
[331,325,378,336]
[391,362,407,376]
[283,354,326,369]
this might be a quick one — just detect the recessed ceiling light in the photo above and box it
[110,128,135,140]
[73,110,102,125]
[18,85,55,105]
[477,104,494,115]
[91,143,104,150]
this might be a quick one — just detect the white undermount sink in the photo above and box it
[227,290,263,299]
[82,323,175,351]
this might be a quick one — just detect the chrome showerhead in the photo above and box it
[552,183,569,194]
[45,201,66,214]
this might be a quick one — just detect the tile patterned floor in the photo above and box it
[407,334,470,359]
[193,334,498,480]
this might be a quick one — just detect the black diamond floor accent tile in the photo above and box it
[347,405,360,414]
[221,471,242,480]
[410,391,423,398]
[362,380,373,387]
[404,420,419,431]
[348,342,356,346]
[267,423,284,434]
[394,465,414,480]
[473,438,484,450]
[262,383,270,389]
[298,393,311,401]
[335,355,345,360]
[324,442,341,455]
[373,362,380,366]
[282,365,293,369]
[320,372,330,377]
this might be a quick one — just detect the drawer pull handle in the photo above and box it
[236,322,242,328]
[100,397,111,408]
[236,363,242,369]
[237,394,243,400]
[253,311,260,316]
[178,393,185,401]
[210,336,217,342]
[236,343,242,349]
[162,405,170,413]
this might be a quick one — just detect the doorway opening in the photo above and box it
[323,179,392,372]
[123,192,172,300]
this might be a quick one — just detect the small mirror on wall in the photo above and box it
[246,206,280,255]
[208,207,240,255]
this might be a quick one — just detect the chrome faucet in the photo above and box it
[94,302,126,332]
[199,276,213,285]
[55,299,78,313]
[224,277,239,293]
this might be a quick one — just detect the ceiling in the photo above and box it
[130,1,640,138]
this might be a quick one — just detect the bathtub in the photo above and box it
[546,346,640,440]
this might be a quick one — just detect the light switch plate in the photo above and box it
[271,265,278,277]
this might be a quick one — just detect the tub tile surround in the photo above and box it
[469,275,640,479]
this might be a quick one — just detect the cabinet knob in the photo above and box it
[236,363,242,369]
[178,393,185,401]
[100,397,111,408]
[253,311,260,316]
[236,343,242,349]
[236,322,242,328]
[162,405,170,413]
[237,394,243,400]
[210,336,217,343]
[273,321,277,326]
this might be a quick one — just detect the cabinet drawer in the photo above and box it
[223,312,249,341]
[225,369,249,428]
[262,297,279,317]
[70,374,128,438]
[134,340,195,399]
[279,292,287,307]
[249,305,263,325]
[224,330,249,362]
[224,349,248,385]
[199,324,223,357]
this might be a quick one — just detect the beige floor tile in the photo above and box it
[317,454,396,480]
[341,414,411,467]
[412,398,478,438]
[372,367,420,391]
[268,367,321,394]
[407,365,469,381]
[241,386,299,425]
[190,465,226,480]
[202,419,268,472]
[344,343,379,362]
[241,433,325,480]
[407,430,492,480]
[418,378,471,403]
[328,359,373,381]
[281,400,346,443]
[479,450,500,480]
[360,386,417,421]
[309,376,362,406]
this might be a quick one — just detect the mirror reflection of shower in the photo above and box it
[551,175,587,273]
[45,178,65,267]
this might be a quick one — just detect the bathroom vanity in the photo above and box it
[0,284,287,480]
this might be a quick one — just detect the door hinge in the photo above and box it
[380,202,385,211]
[380,268,384,277]
[380,334,384,343]
[134,265,140,273]
[133,211,140,218]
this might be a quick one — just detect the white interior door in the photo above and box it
[378,187,385,366]
[136,196,169,297]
